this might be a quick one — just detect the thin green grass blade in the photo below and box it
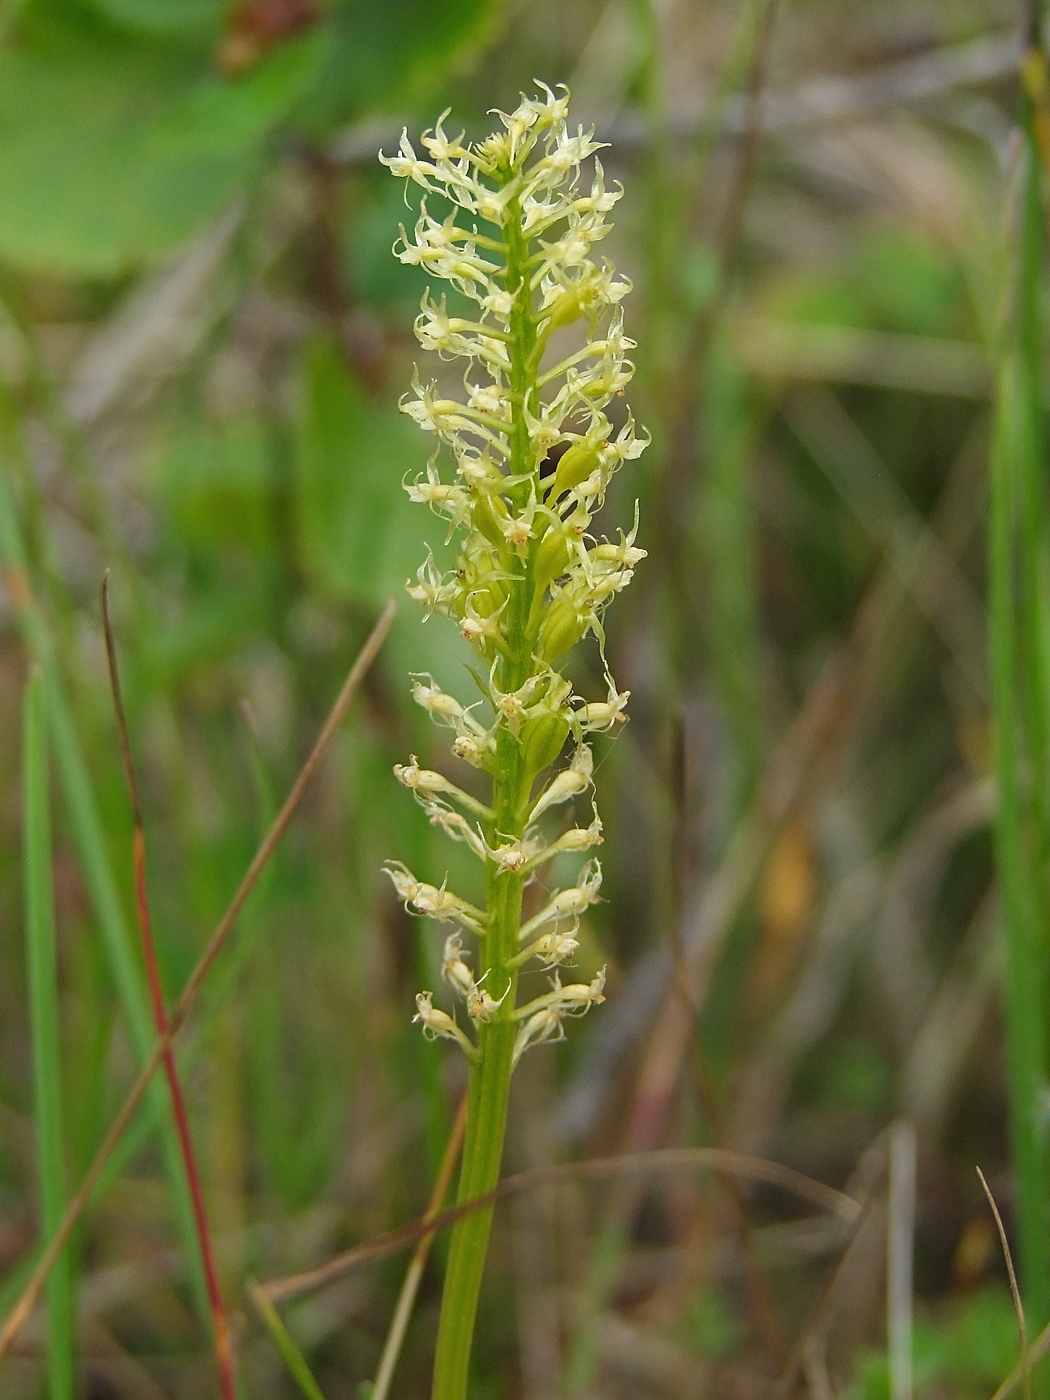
[0,453,210,1325]
[23,670,76,1400]
[196,706,280,1016]
[990,127,1050,1353]
[700,342,766,817]
[249,1284,328,1400]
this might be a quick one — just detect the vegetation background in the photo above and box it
[0,0,1043,1395]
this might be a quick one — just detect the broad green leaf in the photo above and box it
[0,20,315,275]
[160,414,276,554]
[85,0,225,37]
[293,338,480,689]
[293,336,426,606]
[290,0,498,131]
[0,0,498,275]
[143,413,278,681]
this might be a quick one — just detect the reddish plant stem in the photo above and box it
[135,831,237,1398]
[102,575,236,1400]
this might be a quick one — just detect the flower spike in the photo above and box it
[382,86,645,1395]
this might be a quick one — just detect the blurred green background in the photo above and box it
[0,0,1040,1395]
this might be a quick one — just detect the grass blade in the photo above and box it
[248,1283,328,1400]
[22,669,76,1400]
[990,57,1050,1349]
[0,452,212,1324]
[0,600,396,1360]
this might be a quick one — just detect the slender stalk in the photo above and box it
[431,189,538,1400]
[249,1283,328,1400]
[1015,98,1050,909]
[22,671,76,1400]
[990,104,1050,1351]
[979,1166,1032,1400]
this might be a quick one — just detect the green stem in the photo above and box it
[1016,132,1050,911]
[23,672,77,1400]
[991,126,1050,1348]
[992,359,1050,1331]
[430,184,538,1400]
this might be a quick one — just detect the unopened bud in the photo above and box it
[521,713,570,774]
[529,745,593,822]
[413,991,477,1059]
[517,859,602,941]
[538,599,587,662]
[411,676,465,724]
[548,439,603,500]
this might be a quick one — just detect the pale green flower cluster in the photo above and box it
[380,84,646,1069]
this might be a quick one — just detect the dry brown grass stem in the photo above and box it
[257,1146,861,1308]
[978,1166,1031,1400]
[772,1131,892,1400]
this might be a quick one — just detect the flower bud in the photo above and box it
[517,858,603,942]
[538,600,587,662]
[411,676,465,724]
[394,757,492,820]
[510,965,607,1060]
[533,525,573,592]
[471,492,510,548]
[575,689,630,731]
[559,966,606,1010]
[383,862,488,935]
[414,992,477,1059]
[543,288,583,331]
[521,713,569,774]
[529,745,593,822]
[509,926,580,969]
[547,439,603,501]
[394,755,448,795]
[550,816,604,854]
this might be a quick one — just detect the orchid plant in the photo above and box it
[380,84,646,1399]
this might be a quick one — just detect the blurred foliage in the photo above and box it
[0,0,496,274]
[846,1288,1023,1400]
[294,336,423,606]
[0,0,1042,1396]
